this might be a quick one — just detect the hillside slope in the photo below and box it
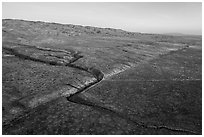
[2,19,202,135]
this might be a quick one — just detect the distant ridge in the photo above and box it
[2,18,143,37]
[2,19,201,39]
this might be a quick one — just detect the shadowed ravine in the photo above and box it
[2,42,199,134]
[2,42,104,123]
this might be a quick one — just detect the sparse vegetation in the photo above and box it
[2,19,202,135]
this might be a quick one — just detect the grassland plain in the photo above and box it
[2,19,202,134]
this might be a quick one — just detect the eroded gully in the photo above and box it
[3,42,199,134]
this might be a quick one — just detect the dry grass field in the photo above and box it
[2,19,202,135]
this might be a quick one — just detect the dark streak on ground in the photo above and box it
[67,83,198,135]
[66,46,200,135]
[2,42,200,135]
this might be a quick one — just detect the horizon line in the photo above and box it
[2,18,202,36]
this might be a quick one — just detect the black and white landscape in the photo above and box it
[2,2,202,135]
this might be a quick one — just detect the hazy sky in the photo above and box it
[2,2,202,35]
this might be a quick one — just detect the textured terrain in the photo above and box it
[2,19,202,135]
